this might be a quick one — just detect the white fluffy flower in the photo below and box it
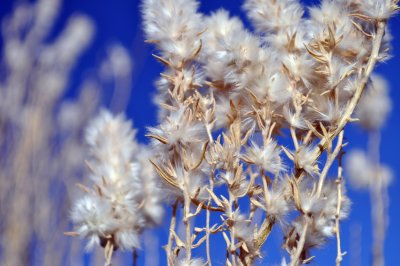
[231,211,254,242]
[290,180,350,248]
[85,109,137,183]
[356,74,392,130]
[242,140,284,174]
[268,72,293,105]
[264,181,290,220]
[201,9,274,94]
[299,181,350,220]
[148,106,207,153]
[142,0,203,64]
[309,0,351,28]
[200,10,246,82]
[71,196,116,249]
[72,110,164,250]
[312,99,345,126]
[358,0,396,20]
[346,149,392,189]
[176,258,205,266]
[283,107,307,129]
[295,145,319,176]
[243,0,304,34]
[281,53,314,86]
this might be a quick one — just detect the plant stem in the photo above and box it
[133,249,138,266]
[166,200,178,266]
[313,20,387,160]
[206,171,215,266]
[369,131,386,266]
[335,138,345,266]
[251,19,387,266]
[289,220,309,266]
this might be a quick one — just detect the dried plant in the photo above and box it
[0,0,94,264]
[64,0,397,265]
[346,74,393,266]
[0,0,134,265]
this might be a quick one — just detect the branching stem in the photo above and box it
[252,20,387,266]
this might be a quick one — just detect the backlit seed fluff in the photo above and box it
[357,75,392,130]
[71,110,163,250]
[242,140,284,174]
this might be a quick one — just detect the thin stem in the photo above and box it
[133,249,138,266]
[206,171,215,266]
[244,172,275,265]
[289,220,309,266]
[229,190,237,266]
[249,20,387,266]
[290,126,299,151]
[104,241,114,266]
[245,217,275,265]
[184,199,192,263]
[166,200,179,266]
[335,141,345,266]
[317,130,344,197]
[313,20,387,161]
[183,174,193,263]
[368,131,386,266]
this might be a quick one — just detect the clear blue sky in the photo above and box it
[1,0,399,265]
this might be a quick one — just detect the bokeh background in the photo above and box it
[0,0,399,265]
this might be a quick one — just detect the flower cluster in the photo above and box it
[0,0,103,264]
[138,0,398,265]
[70,0,398,265]
[71,110,163,251]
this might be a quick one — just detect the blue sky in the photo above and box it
[1,0,399,265]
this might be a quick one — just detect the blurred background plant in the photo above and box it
[0,0,399,266]
[0,0,134,265]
